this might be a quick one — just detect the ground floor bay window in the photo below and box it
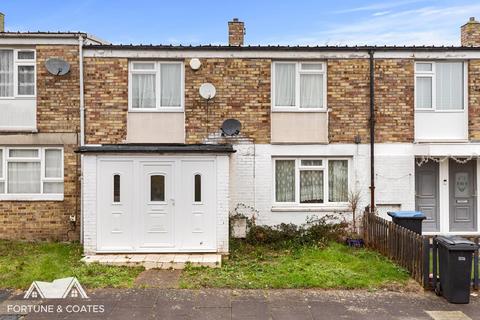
[0,147,64,200]
[274,158,349,206]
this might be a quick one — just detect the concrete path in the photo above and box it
[0,289,479,319]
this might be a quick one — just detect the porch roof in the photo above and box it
[76,143,235,154]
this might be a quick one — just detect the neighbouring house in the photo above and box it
[1,12,480,256]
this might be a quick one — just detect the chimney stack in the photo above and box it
[228,18,245,46]
[0,12,4,32]
[461,17,480,47]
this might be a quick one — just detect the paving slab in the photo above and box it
[0,288,477,320]
[134,269,182,289]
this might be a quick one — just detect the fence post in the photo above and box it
[475,238,479,290]
[422,237,430,289]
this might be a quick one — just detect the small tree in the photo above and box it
[348,189,362,234]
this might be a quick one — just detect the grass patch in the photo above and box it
[0,240,143,289]
[180,241,410,289]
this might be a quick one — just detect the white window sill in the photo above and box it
[0,194,64,201]
[128,108,184,113]
[415,109,465,113]
[0,96,36,100]
[0,127,37,133]
[272,108,327,113]
[271,205,350,213]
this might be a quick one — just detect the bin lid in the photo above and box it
[387,211,426,219]
[436,236,478,251]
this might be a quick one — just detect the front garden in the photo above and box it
[0,215,409,290]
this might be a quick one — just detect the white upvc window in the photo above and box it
[272,61,327,111]
[0,147,64,200]
[414,61,467,111]
[273,158,349,206]
[0,49,36,98]
[128,61,184,112]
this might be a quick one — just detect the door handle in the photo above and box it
[170,198,175,206]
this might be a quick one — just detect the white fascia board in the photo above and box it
[0,38,80,45]
[374,50,480,59]
[84,49,480,59]
[83,49,370,59]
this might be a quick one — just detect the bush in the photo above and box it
[244,215,348,249]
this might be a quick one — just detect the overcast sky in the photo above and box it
[2,0,480,45]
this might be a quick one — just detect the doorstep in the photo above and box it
[81,253,222,269]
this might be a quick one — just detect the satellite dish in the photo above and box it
[199,83,216,100]
[221,119,242,136]
[189,58,201,70]
[45,58,70,76]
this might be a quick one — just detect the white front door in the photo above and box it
[96,156,218,252]
[139,162,175,248]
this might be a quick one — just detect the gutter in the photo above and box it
[369,50,375,213]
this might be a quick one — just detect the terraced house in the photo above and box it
[1,13,480,256]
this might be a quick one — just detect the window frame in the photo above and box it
[272,157,350,207]
[414,60,467,112]
[0,48,36,99]
[0,146,63,201]
[271,61,327,112]
[128,60,184,112]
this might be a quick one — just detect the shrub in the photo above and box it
[244,215,348,249]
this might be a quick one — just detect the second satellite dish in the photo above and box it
[221,119,242,136]
[45,58,70,76]
[199,83,216,100]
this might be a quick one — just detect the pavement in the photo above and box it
[0,288,480,320]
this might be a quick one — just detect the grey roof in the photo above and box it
[76,144,235,154]
[84,44,480,51]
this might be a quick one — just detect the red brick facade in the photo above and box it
[84,57,129,144]
[0,45,80,241]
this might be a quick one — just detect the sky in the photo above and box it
[1,0,480,46]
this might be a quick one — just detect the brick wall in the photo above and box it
[84,57,128,144]
[328,59,371,143]
[184,58,271,144]
[374,59,414,142]
[36,45,80,133]
[0,45,81,241]
[469,60,480,141]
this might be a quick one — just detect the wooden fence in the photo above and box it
[363,211,480,289]
[363,211,425,284]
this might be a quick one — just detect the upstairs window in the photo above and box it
[415,61,465,111]
[0,49,36,98]
[129,61,183,111]
[272,62,326,111]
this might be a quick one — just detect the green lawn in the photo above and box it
[0,240,410,290]
[0,240,143,289]
[180,241,410,289]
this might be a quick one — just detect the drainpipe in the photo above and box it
[369,50,375,213]
[79,35,85,146]
[78,35,85,243]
